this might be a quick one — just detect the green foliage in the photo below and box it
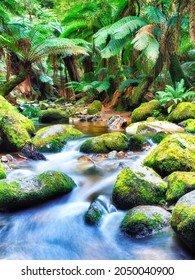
[21,104,41,119]
[156,79,195,113]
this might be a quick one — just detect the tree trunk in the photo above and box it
[63,55,80,82]
[189,0,195,46]
[0,70,26,96]
[169,54,191,88]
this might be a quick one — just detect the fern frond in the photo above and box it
[60,22,89,39]
[144,7,166,25]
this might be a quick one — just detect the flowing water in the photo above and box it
[0,122,194,260]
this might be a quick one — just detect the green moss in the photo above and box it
[148,133,168,144]
[33,124,83,152]
[144,134,195,177]
[0,163,6,179]
[39,108,69,123]
[80,132,128,154]
[129,135,146,151]
[131,100,161,123]
[166,172,195,204]
[0,171,76,212]
[171,196,195,252]
[183,119,195,133]
[0,96,34,150]
[112,167,167,210]
[87,100,102,115]
[84,202,103,225]
[168,102,195,123]
[121,206,170,237]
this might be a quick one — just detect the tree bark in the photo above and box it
[0,70,26,96]
[63,55,80,82]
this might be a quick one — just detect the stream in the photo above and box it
[0,122,194,260]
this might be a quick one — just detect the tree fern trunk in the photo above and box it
[189,0,195,46]
[0,70,26,96]
[63,55,80,82]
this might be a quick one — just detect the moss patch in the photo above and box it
[171,190,195,253]
[0,96,34,151]
[0,163,6,179]
[144,133,195,177]
[112,167,167,210]
[167,102,195,123]
[80,132,128,154]
[183,119,195,133]
[0,170,76,212]
[121,205,170,238]
[131,100,161,123]
[129,135,147,151]
[166,172,195,204]
[39,108,69,123]
[33,124,83,152]
[87,100,102,115]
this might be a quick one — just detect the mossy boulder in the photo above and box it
[183,119,195,133]
[166,172,195,204]
[126,120,184,135]
[39,108,69,123]
[167,102,195,123]
[0,163,6,179]
[129,135,147,151]
[33,124,83,152]
[87,100,102,115]
[80,132,129,154]
[144,134,195,177]
[0,170,76,212]
[85,197,106,225]
[112,167,167,210]
[121,205,171,238]
[171,190,195,253]
[131,100,161,123]
[0,96,35,151]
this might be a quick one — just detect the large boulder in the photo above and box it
[126,120,184,135]
[33,124,83,152]
[0,96,35,151]
[166,172,195,204]
[167,102,195,123]
[131,100,161,123]
[0,170,76,212]
[39,108,69,123]
[112,167,167,210]
[121,205,171,238]
[0,163,6,179]
[144,134,195,177]
[171,190,195,253]
[87,100,102,115]
[80,132,129,154]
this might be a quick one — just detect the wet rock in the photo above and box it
[144,133,195,177]
[107,151,118,159]
[171,190,195,253]
[167,102,195,123]
[0,170,76,212]
[1,156,8,163]
[33,124,83,152]
[76,156,95,172]
[126,120,184,135]
[129,135,148,151]
[112,166,167,210]
[131,100,161,123]
[80,132,129,154]
[107,115,127,130]
[39,108,69,123]
[166,172,195,204]
[121,205,171,238]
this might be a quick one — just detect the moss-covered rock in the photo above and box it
[171,190,195,253]
[39,108,69,123]
[129,135,147,151]
[0,96,35,151]
[126,120,184,135]
[131,100,161,123]
[167,102,195,123]
[0,170,76,212]
[33,124,83,152]
[166,172,195,204]
[121,205,171,238]
[85,199,105,225]
[112,167,167,210]
[183,119,195,133]
[80,132,129,154]
[87,100,102,115]
[0,163,6,179]
[144,134,195,177]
